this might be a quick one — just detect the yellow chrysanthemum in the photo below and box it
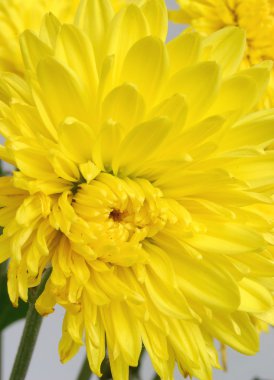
[170,0,274,108]
[0,0,274,379]
[0,0,79,75]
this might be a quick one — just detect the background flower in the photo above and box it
[169,0,274,108]
[0,0,274,379]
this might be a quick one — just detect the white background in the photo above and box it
[2,0,274,379]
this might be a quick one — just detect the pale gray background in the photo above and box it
[2,0,274,379]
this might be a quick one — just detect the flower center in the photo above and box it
[71,173,179,263]
[109,209,126,222]
[226,0,274,63]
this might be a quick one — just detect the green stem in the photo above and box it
[76,356,92,380]
[9,268,52,380]
[0,334,2,380]
[129,369,141,379]
[100,357,112,380]
[129,372,141,380]
[0,329,2,380]
[152,374,160,380]
[0,262,5,281]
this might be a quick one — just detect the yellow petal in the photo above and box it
[165,115,225,157]
[102,83,145,128]
[14,148,54,180]
[149,93,188,135]
[39,12,61,49]
[84,280,110,306]
[226,153,274,188]
[121,36,168,105]
[202,311,259,355]
[0,72,32,104]
[239,278,273,313]
[106,4,149,77]
[111,302,141,365]
[37,57,90,126]
[20,30,53,72]
[170,320,212,380]
[75,0,114,68]
[58,118,96,163]
[187,222,266,255]
[236,252,274,277]
[71,254,90,285]
[85,314,105,376]
[167,61,220,123]
[145,271,195,320]
[16,193,50,225]
[141,321,169,361]
[141,0,168,41]
[92,121,123,171]
[221,109,274,150]
[51,152,80,182]
[167,30,202,75]
[175,253,240,311]
[108,352,129,380]
[201,27,246,77]
[112,117,171,176]
[35,280,57,316]
[79,161,100,183]
[209,62,271,118]
[55,24,98,103]
[59,330,81,363]
[145,242,177,287]
[66,312,84,345]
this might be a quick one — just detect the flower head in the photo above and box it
[170,0,274,107]
[0,0,274,379]
[0,0,79,75]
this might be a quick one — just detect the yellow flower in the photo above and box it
[0,0,79,75]
[170,0,274,108]
[0,0,274,379]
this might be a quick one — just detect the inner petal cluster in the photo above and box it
[71,173,178,265]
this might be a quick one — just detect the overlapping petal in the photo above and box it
[0,1,273,380]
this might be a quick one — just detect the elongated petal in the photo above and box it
[239,278,273,312]
[20,30,53,72]
[201,27,246,77]
[75,0,114,68]
[58,119,96,163]
[102,83,145,128]
[141,0,168,41]
[121,36,168,105]
[55,25,98,101]
[167,62,220,122]
[112,117,171,175]
[167,31,202,75]
[37,57,91,126]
